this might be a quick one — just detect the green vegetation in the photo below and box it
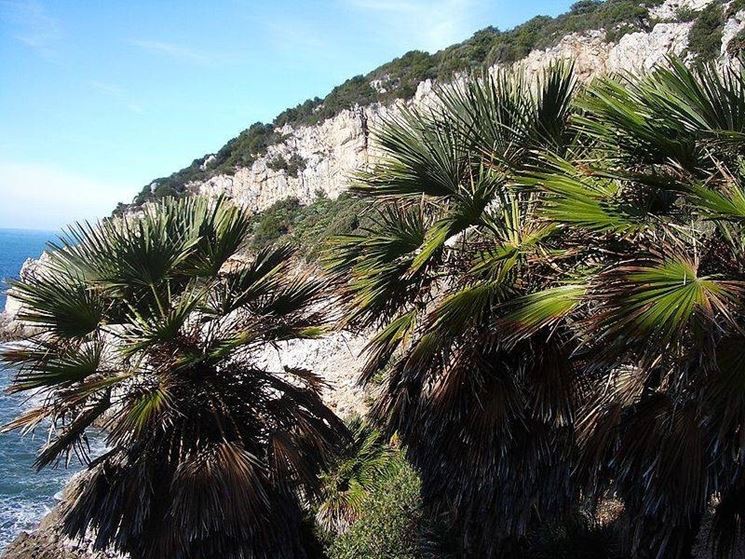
[246,193,371,259]
[687,2,725,61]
[330,59,745,557]
[327,455,423,559]
[128,0,668,210]
[2,197,346,559]
[316,418,396,534]
[727,27,745,57]
[674,5,699,21]
[267,152,307,178]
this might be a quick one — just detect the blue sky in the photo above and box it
[0,0,574,230]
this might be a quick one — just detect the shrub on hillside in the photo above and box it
[327,457,423,559]
[688,3,724,62]
[247,193,371,259]
[675,5,698,22]
[267,153,307,178]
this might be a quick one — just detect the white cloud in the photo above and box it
[0,0,62,58]
[88,80,144,114]
[0,161,133,230]
[265,20,328,54]
[130,39,212,64]
[345,0,479,52]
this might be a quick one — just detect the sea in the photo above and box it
[0,227,89,551]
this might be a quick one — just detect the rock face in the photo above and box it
[1,254,50,340]
[255,331,371,419]
[189,0,739,217]
[2,1,740,557]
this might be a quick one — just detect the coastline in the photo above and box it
[0,474,120,559]
[0,302,370,558]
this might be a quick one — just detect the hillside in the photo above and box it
[120,0,745,219]
[4,2,745,558]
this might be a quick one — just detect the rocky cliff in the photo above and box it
[188,0,744,215]
[3,1,745,556]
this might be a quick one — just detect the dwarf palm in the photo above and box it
[332,57,745,557]
[524,59,745,557]
[316,417,395,534]
[2,197,346,559]
[327,64,581,556]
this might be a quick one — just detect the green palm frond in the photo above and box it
[182,195,253,277]
[576,73,696,169]
[469,193,560,282]
[499,284,586,342]
[326,205,437,327]
[591,256,742,344]
[317,417,395,534]
[108,383,172,442]
[335,57,745,557]
[520,155,648,233]
[644,58,745,142]
[2,340,103,391]
[359,310,417,384]
[9,272,106,338]
[204,244,291,316]
[53,210,193,290]
[353,106,467,199]
[576,58,745,173]
[121,282,204,356]
[685,176,745,220]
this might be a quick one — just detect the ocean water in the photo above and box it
[0,228,55,311]
[0,227,90,551]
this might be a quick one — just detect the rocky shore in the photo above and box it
[0,258,371,559]
[3,1,744,556]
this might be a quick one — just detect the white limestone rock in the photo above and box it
[254,330,371,419]
[650,0,714,21]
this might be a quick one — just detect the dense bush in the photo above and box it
[674,5,698,22]
[247,193,371,259]
[267,153,307,178]
[688,2,724,62]
[327,457,423,559]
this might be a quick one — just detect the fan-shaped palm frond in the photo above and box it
[316,417,396,534]
[333,56,745,557]
[2,196,346,559]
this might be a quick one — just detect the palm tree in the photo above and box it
[533,59,745,558]
[316,416,395,534]
[327,63,581,556]
[2,196,346,559]
[330,57,745,557]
